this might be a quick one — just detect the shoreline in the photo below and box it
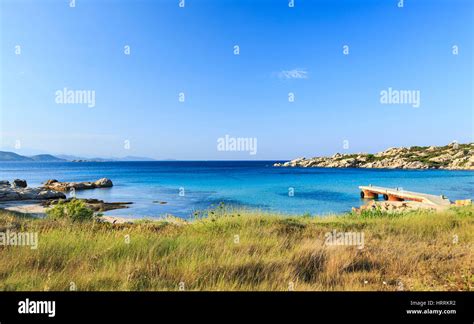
[0,197,457,223]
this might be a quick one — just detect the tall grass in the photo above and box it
[0,206,472,291]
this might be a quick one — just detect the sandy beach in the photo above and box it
[0,201,136,224]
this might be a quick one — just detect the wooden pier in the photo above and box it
[358,185,451,206]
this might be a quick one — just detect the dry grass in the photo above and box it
[0,206,472,291]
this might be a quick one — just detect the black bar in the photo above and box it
[0,292,472,323]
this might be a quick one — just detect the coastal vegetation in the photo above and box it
[0,202,472,291]
[46,199,94,222]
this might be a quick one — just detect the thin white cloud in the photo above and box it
[278,68,309,79]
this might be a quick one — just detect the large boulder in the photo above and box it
[12,179,27,188]
[94,178,113,188]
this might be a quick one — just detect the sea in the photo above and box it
[0,161,472,219]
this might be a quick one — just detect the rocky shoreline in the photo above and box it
[274,142,474,170]
[0,178,114,202]
[0,178,134,223]
[0,180,66,201]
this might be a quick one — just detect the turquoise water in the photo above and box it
[0,161,472,219]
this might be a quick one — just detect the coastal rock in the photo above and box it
[428,154,451,163]
[94,178,113,188]
[12,179,27,188]
[273,142,474,170]
[0,189,21,201]
[0,186,65,202]
[43,178,113,192]
[403,161,428,169]
[37,189,67,200]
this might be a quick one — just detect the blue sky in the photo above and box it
[1,0,472,160]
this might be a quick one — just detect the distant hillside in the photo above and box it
[0,151,156,162]
[274,142,474,170]
[29,154,66,162]
[0,151,32,161]
[0,151,66,162]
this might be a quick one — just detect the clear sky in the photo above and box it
[1,0,472,160]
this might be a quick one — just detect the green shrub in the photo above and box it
[366,154,376,162]
[46,199,94,222]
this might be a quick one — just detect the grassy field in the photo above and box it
[0,205,472,291]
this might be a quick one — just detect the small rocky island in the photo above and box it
[274,142,474,170]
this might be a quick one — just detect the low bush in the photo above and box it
[46,199,94,222]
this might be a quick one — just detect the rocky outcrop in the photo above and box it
[274,142,474,170]
[1,178,113,202]
[41,198,132,212]
[43,178,113,192]
[0,180,66,202]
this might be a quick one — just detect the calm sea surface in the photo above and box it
[0,161,472,219]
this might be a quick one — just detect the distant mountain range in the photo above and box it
[0,151,156,162]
